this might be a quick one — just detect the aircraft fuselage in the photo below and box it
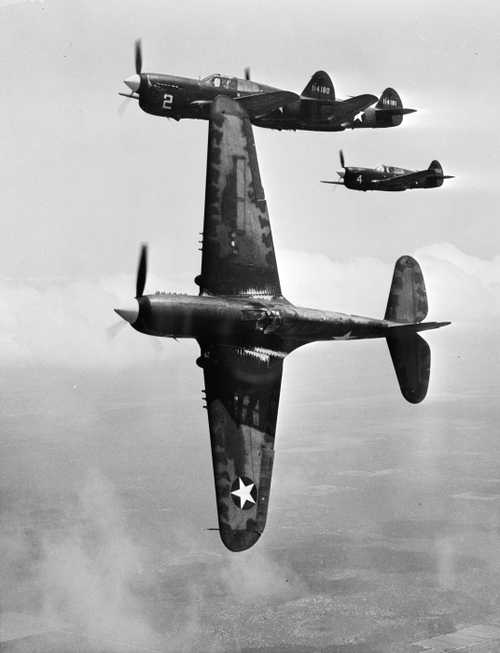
[342,166,446,191]
[132,73,375,131]
[126,292,423,351]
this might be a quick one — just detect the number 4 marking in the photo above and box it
[162,94,173,110]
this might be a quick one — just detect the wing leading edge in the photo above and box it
[199,343,284,551]
[196,95,282,298]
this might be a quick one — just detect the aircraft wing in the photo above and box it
[196,95,282,297]
[236,90,299,119]
[372,169,435,190]
[327,94,378,123]
[198,342,284,551]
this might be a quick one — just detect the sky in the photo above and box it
[1,1,500,651]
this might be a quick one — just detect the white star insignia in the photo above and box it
[353,111,364,123]
[231,477,256,509]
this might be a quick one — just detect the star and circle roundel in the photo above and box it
[230,476,257,510]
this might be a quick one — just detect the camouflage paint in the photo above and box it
[120,97,449,551]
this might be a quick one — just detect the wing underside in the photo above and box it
[199,343,283,551]
[197,95,282,297]
[328,94,377,123]
[236,90,299,119]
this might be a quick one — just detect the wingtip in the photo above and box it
[219,525,262,552]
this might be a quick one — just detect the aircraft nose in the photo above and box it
[124,74,141,92]
[114,299,139,324]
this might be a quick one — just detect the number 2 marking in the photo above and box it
[162,94,173,110]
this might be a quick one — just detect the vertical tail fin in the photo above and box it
[387,333,430,403]
[301,71,335,101]
[427,160,446,187]
[385,256,430,403]
[374,88,415,126]
[385,255,428,323]
[428,160,443,175]
[376,87,403,111]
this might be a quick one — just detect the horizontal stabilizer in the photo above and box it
[375,107,416,116]
[236,90,299,118]
[388,321,451,334]
[387,333,430,403]
[385,256,428,323]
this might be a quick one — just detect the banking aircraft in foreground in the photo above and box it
[120,40,415,132]
[115,96,449,552]
[322,150,454,191]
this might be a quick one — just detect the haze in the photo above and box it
[1,1,500,651]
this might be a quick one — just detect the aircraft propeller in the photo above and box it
[135,38,142,75]
[336,150,346,180]
[114,244,147,325]
[136,243,148,298]
[121,39,143,97]
[106,319,127,340]
[320,150,346,187]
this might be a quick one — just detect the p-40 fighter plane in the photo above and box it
[322,150,454,191]
[120,40,415,132]
[115,96,449,552]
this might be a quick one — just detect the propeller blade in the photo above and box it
[135,39,142,75]
[244,67,251,81]
[339,149,345,169]
[107,320,127,340]
[117,97,130,116]
[136,244,148,298]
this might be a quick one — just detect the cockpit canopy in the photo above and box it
[201,74,260,94]
[375,164,404,175]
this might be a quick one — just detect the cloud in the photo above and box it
[279,243,500,324]
[219,548,306,604]
[1,468,306,652]
[414,243,500,320]
[38,470,162,651]
[0,0,43,6]
[0,273,188,368]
